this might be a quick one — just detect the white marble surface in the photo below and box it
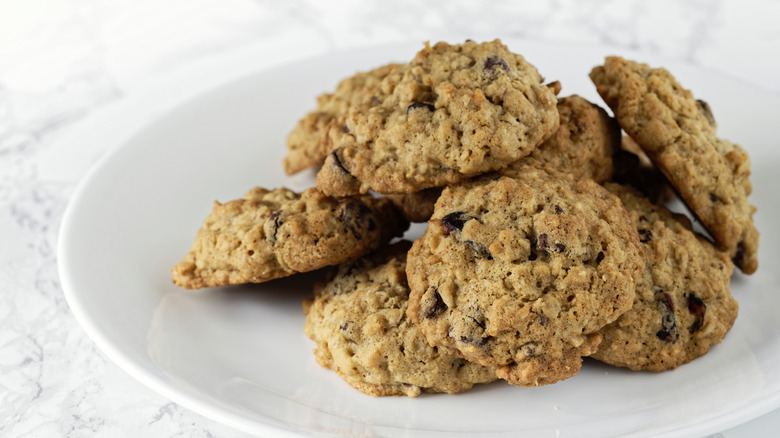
[1,1,779,436]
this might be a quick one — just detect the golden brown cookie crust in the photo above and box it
[172,187,408,289]
[304,242,497,397]
[590,56,758,274]
[593,184,738,371]
[406,165,644,387]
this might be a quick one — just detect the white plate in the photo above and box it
[58,40,780,437]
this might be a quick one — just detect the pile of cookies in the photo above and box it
[172,40,757,397]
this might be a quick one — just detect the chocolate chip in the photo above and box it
[697,99,716,127]
[687,294,707,334]
[406,102,435,114]
[441,211,473,233]
[638,229,653,243]
[424,289,448,319]
[554,205,564,214]
[341,201,373,240]
[655,290,679,343]
[267,210,282,242]
[484,55,509,72]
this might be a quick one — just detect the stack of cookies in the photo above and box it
[172,40,757,397]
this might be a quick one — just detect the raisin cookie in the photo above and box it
[593,184,738,371]
[172,187,408,289]
[284,63,404,174]
[303,241,497,397]
[590,57,758,273]
[316,39,559,196]
[406,165,644,387]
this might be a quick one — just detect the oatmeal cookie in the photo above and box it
[172,187,408,289]
[590,56,758,273]
[303,242,497,397]
[406,165,644,387]
[316,39,559,196]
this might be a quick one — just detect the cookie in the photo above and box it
[284,63,405,174]
[316,39,559,196]
[593,183,738,371]
[590,56,758,274]
[610,134,675,204]
[172,187,408,289]
[519,94,620,184]
[406,165,644,386]
[303,241,497,397]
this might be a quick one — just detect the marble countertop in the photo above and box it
[2,1,779,436]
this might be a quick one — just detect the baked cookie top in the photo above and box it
[406,165,644,387]
[172,187,408,289]
[316,39,559,195]
[303,241,497,397]
[593,184,738,371]
[284,63,404,175]
[520,94,619,184]
[590,56,758,274]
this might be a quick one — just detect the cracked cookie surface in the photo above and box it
[172,187,408,289]
[406,165,644,387]
[592,184,738,371]
[316,39,559,195]
[590,56,758,273]
[303,242,497,397]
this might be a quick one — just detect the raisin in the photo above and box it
[554,204,564,214]
[538,315,548,325]
[341,124,350,134]
[341,201,373,240]
[655,290,679,343]
[406,102,435,113]
[638,229,653,243]
[555,243,567,253]
[424,289,448,319]
[484,55,509,72]
[687,294,707,333]
[441,211,473,233]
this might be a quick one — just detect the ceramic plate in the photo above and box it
[58,39,780,437]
